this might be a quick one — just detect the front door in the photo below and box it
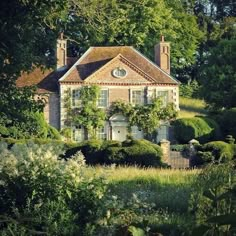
[112,126,127,141]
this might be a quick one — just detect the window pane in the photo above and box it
[157,91,168,106]
[97,126,107,140]
[72,89,80,107]
[132,90,144,105]
[72,126,83,142]
[98,90,108,107]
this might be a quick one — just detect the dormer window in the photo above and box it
[112,67,127,78]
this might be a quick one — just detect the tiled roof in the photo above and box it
[60,46,178,85]
[16,67,68,93]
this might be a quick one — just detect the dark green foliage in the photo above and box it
[0,125,9,137]
[215,108,236,138]
[204,141,234,160]
[0,112,61,140]
[47,125,61,140]
[193,141,236,166]
[173,117,221,144]
[190,163,236,235]
[200,40,236,109]
[64,139,163,167]
[179,80,200,98]
[0,143,108,235]
[122,140,163,167]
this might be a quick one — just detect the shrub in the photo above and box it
[47,125,61,140]
[203,141,234,162]
[173,117,221,144]
[216,108,236,138]
[179,80,200,98]
[190,163,236,235]
[195,141,235,165]
[121,139,163,167]
[64,139,163,167]
[0,125,9,137]
[0,142,108,235]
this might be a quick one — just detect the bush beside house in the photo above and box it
[173,117,221,144]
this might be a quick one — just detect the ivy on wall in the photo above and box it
[62,86,177,141]
[110,99,177,140]
[63,86,106,140]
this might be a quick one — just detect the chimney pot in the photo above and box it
[161,35,165,42]
[154,36,170,74]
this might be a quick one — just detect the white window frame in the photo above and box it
[71,89,81,107]
[97,89,109,108]
[97,126,107,140]
[72,125,84,142]
[131,89,144,105]
[156,90,168,107]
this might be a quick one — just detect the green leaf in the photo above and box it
[128,226,146,236]
[203,189,216,201]
[66,189,72,199]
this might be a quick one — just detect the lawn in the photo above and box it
[85,166,200,235]
[178,97,207,118]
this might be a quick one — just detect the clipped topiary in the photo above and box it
[173,117,221,144]
[196,141,235,165]
[121,139,163,167]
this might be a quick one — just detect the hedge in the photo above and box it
[173,117,221,144]
[194,141,236,165]
[63,139,163,167]
[0,137,164,167]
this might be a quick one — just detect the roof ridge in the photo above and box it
[118,54,157,83]
[130,47,179,84]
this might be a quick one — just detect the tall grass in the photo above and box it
[85,166,200,234]
[178,97,207,118]
[85,166,200,212]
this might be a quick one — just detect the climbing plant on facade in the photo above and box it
[109,99,177,140]
[63,85,106,140]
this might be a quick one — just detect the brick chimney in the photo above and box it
[154,35,170,74]
[56,32,67,69]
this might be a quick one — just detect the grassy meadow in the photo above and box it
[85,166,201,234]
[178,97,207,118]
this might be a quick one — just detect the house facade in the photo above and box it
[17,35,179,142]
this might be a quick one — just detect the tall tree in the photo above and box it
[200,40,236,109]
[64,0,202,75]
[0,0,68,136]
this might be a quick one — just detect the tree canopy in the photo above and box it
[200,39,236,109]
[65,0,203,72]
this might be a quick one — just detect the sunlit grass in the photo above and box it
[85,165,200,184]
[85,166,200,212]
[178,97,207,118]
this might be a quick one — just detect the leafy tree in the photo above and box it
[0,0,69,138]
[65,0,202,73]
[199,39,236,109]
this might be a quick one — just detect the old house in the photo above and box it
[17,35,179,142]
